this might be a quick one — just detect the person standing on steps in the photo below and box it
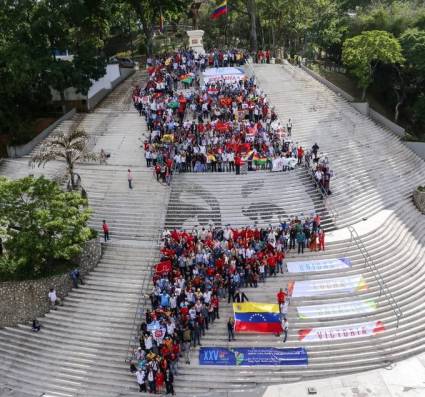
[233,289,249,303]
[227,317,235,341]
[319,229,326,251]
[102,220,110,242]
[136,367,146,392]
[48,287,62,309]
[277,288,287,311]
[235,154,241,175]
[297,229,306,254]
[128,168,133,189]
[286,118,293,136]
[281,317,289,342]
[165,368,175,395]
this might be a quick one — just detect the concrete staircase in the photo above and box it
[0,71,172,397]
[1,62,425,397]
[165,169,335,231]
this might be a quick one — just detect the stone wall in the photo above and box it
[0,239,102,328]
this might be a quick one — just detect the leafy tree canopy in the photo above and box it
[0,176,92,280]
[342,30,405,99]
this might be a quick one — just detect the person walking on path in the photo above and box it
[102,220,110,242]
[70,269,84,288]
[128,168,133,189]
[281,317,289,343]
[227,317,235,342]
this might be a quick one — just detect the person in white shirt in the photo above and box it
[286,118,293,136]
[136,368,146,392]
[281,317,289,342]
[48,288,61,309]
[144,334,153,351]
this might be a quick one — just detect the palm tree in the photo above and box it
[30,129,98,190]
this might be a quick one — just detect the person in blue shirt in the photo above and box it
[160,292,170,308]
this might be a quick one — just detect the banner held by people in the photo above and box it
[233,302,282,333]
[298,320,385,342]
[297,300,377,319]
[286,257,352,273]
[199,347,308,366]
[288,275,368,298]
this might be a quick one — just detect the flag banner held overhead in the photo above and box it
[298,320,385,342]
[297,300,377,319]
[199,347,308,366]
[233,302,282,333]
[202,67,245,85]
[289,275,367,298]
[287,258,352,273]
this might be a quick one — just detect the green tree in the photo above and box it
[125,0,191,56]
[400,28,425,74]
[342,30,405,100]
[30,129,99,190]
[31,0,112,113]
[399,28,425,132]
[0,176,92,279]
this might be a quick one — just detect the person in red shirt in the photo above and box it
[297,146,304,165]
[235,155,242,175]
[102,220,110,242]
[277,288,286,306]
[267,254,277,277]
[211,294,220,320]
[319,229,325,251]
[276,249,285,274]
[155,370,164,394]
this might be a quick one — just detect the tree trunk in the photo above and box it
[143,25,154,57]
[60,90,67,114]
[246,0,257,53]
[361,86,367,101]
[394,89,405,122]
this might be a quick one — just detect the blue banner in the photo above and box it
[199,347,308,366]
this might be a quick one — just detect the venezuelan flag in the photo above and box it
[233,302,282,333]
[211,0,228,20]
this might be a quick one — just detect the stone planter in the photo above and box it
[413,187,425,214]
[0,238,101,328]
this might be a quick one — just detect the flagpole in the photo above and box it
[224,0,229,47]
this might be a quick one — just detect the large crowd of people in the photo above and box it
[132,49,312,183]
[129,216,326,393]
[127,48,330,393]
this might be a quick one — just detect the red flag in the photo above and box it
[156,260,172,274]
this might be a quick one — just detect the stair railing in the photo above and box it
[125,189,170,363]
[348,225,402,329]
[305,164,338,223]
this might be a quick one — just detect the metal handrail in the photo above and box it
[124,191,169,362]
[305,164,338,223]
[348,225,402,329]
